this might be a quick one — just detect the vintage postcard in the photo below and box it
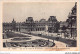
[0,0,79,51]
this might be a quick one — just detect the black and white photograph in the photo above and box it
[2,2,77,49]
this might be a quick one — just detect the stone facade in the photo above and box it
[66,2,77,37]
[3,16,60,33]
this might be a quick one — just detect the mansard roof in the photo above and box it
[48,16,57,22]
[39,19,46,22]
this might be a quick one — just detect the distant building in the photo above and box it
[47,16,59,32]
[19,16,59,32]
[3,18,16,32]
[39,19,46,22]
[3,16,60,33]
[3,23,12,32]
[26,17,34,22]
[48,16,57,22]
[12,18,16,31]
[60,21,68,29]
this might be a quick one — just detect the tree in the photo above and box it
[62,25,67,38]
[62,25,67,31]
[54,22,60,33]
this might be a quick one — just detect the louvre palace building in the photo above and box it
[3,16,60,33]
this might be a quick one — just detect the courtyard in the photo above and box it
[3,31,76,47]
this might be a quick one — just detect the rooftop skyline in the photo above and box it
[3,2,75,22]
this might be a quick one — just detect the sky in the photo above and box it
[3,2,75,22]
